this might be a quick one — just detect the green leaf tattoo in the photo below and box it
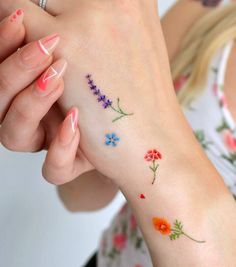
[110,98,134,123]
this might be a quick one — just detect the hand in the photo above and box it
[0,10,93,183]
[1,5,235,267]
[0,0,183,187]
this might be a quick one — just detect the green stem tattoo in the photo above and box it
[110,98,134,123]
[170,220,206,243]
[149,160,159,185]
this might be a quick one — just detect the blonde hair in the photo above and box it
[171,3,236,105]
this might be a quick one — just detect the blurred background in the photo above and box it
[0,1,175,267]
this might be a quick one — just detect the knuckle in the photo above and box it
[42,167,64,186]
[0,132,20,151]
[42,163,62,183]
[41,166,53,184]
[42,160,72,185]
[48,158,67,170]
[11,98,33,122]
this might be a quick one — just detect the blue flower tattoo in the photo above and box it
[105,133,120,147]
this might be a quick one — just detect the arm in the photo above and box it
[47,0,223,213]
[54,0,224,215]
[53,4,236,266]
[53,4,235,265]
[120,138,236,266]
[57,171,119,212]
[58,0,227,213]
[1,1,235,266]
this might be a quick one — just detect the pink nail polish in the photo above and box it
[10,9,24,23]
[37,67,58,91]
[16,9,23,16]
[67,108,78,133]
[0,9,24,40]
[20,34,60,69]
[59,108,78,145]
[36,59,67,94]
[37,34,60,56]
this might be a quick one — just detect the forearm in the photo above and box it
[8,1,235,264]
[57,171,118,212]
[119,132,236,266]
[59,26,236,265]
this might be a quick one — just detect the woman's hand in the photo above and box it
[1,2,235,267]
[0,10,93,183]
[0,0,168,185]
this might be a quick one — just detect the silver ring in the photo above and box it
[39,0,47,10]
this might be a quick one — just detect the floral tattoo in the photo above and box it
[86,74,134,122]
[105,133,120,147]
[144,149,162,185]
[153,217,206,243]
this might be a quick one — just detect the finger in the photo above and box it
[0,9,25,62]
[41,103,65,150]
[42,107,91,185]
[0,59,67,152]
[0,0,53,39]
[0,33,60,122]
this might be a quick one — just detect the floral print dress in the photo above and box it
[97,13,236,267]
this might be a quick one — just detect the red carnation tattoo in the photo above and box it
[144,149,162,185]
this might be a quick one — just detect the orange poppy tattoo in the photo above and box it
[153,218,171,235]
[152,217,206,243]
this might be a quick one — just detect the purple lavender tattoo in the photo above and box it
[86,74,134,122]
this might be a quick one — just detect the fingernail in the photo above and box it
[59,108,78,146]
[10,9,24,23]
[0,9,24,40]
[36,59,67,96]
[20,34,60,69]
[68,108,78,133]
[37,34,60,56]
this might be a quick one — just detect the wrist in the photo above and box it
[118,133,229,204]
[118,148,236,266]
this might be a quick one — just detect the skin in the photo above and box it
[60,0,236,211]
[0,10,76,156]
[0,1,236,266]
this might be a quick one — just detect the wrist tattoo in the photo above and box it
[86,74,134,122]
[153,217,206,243]
[144,149,162,185]
[195,0,222,7]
